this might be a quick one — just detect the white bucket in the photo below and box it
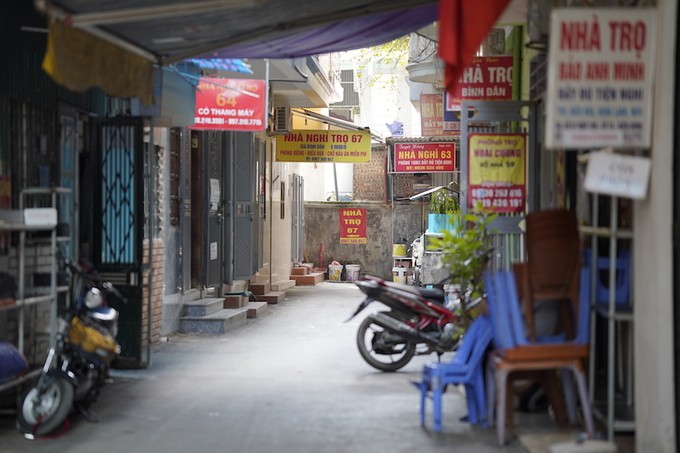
[328,265,343,282]
[392,267,407,284]
[345,264,360,282]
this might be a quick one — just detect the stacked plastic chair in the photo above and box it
[412,315,494,432]
[484,270,595,446]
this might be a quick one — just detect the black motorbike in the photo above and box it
[17,258,125,438]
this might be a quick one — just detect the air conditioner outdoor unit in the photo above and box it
[270,106,291,135]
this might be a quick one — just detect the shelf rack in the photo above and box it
[0,187,71,395]
[582,193,635,440]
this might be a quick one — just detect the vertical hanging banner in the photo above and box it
[192,77,266,131]
[468,134,526,213]
[339,208,367,244]
[545,8,656,149]
[420,94,446,136]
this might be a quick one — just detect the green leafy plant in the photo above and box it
[430,204,497,328]
[429,188,459,214]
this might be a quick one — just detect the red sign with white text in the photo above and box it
[394,142,455,173]
[445,56,514,110]
[339,208,367,244]
[192,77,266,131]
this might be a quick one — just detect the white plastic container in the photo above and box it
[345,264,360,282]
[328,265,343,282]
[392,267,407,284]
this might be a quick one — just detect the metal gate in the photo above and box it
[460,100,539,270]
[204,132,223,287]
[92,117,144,368]
[291,173,304,263]
[231,132,255,281]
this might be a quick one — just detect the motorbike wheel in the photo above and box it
[356,313,416,372]
[17,377,74,437]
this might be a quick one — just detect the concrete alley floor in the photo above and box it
[0,281,596,453]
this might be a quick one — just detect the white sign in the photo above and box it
[545,8,656,149]
[584,151,651,199]
[24,208,57,227]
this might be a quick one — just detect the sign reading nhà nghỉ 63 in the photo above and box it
[468,134,526,213]
[393,142,455,173]
[275,130,371,163]
[339,208,367,244]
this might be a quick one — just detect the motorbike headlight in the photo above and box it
[84,287,104,309]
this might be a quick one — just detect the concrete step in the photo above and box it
[223,280,248,293]
[183,298,225,317]
[250,281,271,296]
[250,272,270,284]
[179,307,248,335]
[257,291,286,304]
[246,301,269,318]
[271,279,296,291]
[223,294,249,309]
[291,266,309,275]
[291,272,325,286]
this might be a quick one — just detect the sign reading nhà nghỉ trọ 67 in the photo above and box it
[545,8,656,149]
[275,130,371,163]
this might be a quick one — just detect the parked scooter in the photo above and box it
[346,251,492,372]
[17,258,125,438]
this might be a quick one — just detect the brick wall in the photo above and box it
[142,238,164,348]
[353,147,386,201]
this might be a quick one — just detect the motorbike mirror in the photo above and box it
[102,281,129,304]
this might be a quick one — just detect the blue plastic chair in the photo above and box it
[412,315,493,432]
[484,269,595,446]
[583,248,631,307]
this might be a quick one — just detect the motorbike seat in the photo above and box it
[89,307,118,322]
[417,287,446,304]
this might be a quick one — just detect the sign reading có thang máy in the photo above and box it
[275,130,371,163]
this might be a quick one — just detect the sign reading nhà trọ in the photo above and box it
[339,208,367,244]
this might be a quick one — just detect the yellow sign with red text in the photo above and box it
[468,134,526,213]
[275,130,371,163]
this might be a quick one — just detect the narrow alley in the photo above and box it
[0,282,554,453]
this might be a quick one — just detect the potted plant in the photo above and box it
[430,204,496,330]
[428,186,460,234]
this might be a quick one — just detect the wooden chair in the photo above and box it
[521,208,582,341]
[484,270,594,446]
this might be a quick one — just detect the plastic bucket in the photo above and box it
[392,244,407,257]
[345,265,360,282]
[328,265,343,282]
[392,267,407,284]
